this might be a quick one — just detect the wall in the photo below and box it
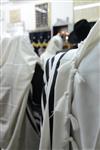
[51,0,73,26]
[73,0,100,22]
[0,0,74,35]
[0,0,51,35]
[0,1,36,33]
[74,6,100,22]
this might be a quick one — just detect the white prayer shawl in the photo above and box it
[40,34,63,66]
[72,20,100,150]
[0,35,41,150]
[39,20,100,150]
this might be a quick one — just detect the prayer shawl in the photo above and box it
[39,20,100,150]
[0,35,41,150]
[40,34,63,65]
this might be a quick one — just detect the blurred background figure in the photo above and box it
[57,19,92,53]
[40,31,69,65]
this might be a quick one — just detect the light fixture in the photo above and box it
[74,3,100,10]
[35,7,47,13]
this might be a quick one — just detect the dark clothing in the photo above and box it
[27,63,44,136]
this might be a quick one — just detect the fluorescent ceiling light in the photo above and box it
[74,3,100,10]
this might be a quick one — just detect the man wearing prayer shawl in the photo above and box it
[39,20,100,150]
[0,35,42,150]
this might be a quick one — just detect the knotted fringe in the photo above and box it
[63,137,79,150]
[65,114,79,131]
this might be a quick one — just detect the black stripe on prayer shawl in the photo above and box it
[45,58,49,83]
[41,58,50,124]
[41,93,44,124]
[42,55,60,110]
[42,59,49,114]
[51,56,55,68]
[48,53,66,149]
[43,88,46,109]
[42,59,49,110]
[43,56,55,109]
[45,56,55,84]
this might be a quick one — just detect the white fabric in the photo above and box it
[39,20,100,150]
[40,34,63,65]
[0,35,41,150]
[72,19,100,150]
[39,50,77,150]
